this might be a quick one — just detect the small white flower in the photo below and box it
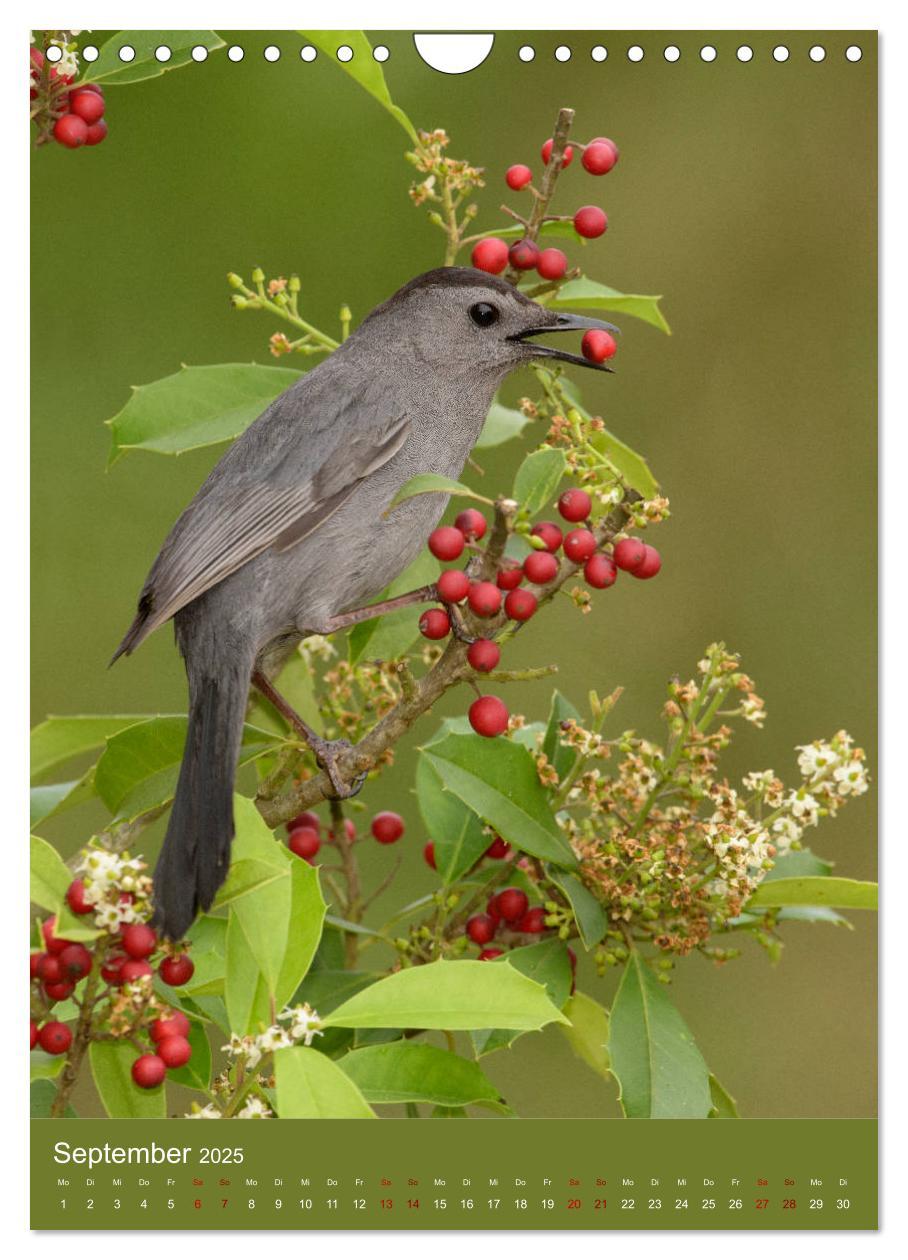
[237,1096,273,1119]
[300,634,336,662]
[257,1026,294,1054]
[797,742,839,781]
[280,1003,324,1046]
[743,769,775,793]
[186,1103,222,1119]
[788,790,820,827]
[833,760,869,797]
[740,694,767,728]
[772,814,804,852]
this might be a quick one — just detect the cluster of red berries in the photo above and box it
[423,491,660,740]
[285,809,406,862]
[30,48,108,149]
[466,884,564,960]
[131,1009,194,1090]
[30,880,195,1075]
[471,134,619,287]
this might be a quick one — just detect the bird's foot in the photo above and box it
[446,602,477,645]
[310,736,368,800]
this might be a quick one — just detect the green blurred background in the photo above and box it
[30,30,877,1118]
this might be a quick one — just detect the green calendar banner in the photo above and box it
[31,1118,877,1230]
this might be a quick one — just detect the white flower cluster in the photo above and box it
[797,734,870,799]
[300,634,336,664]
[46,38,80,79]
[221,1004,323,1069]
[76,848,153,932]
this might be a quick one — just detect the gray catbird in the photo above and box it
[113,266,618,938]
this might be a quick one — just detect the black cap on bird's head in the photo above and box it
[357,266,619,376]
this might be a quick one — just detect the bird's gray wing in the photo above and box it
[116,408,410,656]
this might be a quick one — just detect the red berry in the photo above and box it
[466,914,497,945]
[101,953,127,984]
[30,953,43,981]
[467,582,502,618]
[38,1021,72,1056]
[581,329,618,364]
[121,923,157,960]
[160,955,195,987]
[44,980,75,1002]
[478,948,505,961]
[42,917,71,955]
[518,906,547,934]
[471,237,510,275]
[541,138,574,167]
[613,537,647,572]
[487,893,502,920]
[468,695,509,738]
[573,206,608,239]
[467,638,500,673]
[30,48,45,73]
[631,544,662,579]
[120,960,153,983]
[536,248,568,281]
[53,114,88,149]
[131,1054,166,1089]
[66,879,92,915]
[371,811,405,845]
[522,551,559,585]
[508,239,540,271]
[584,553,618,589]
[582,141,618,175]
[563,528,598,564]
[150,1011,191,1043]
[419,608,451,640]
[530,521,563,552]
[558,489,592,522]
[288,826,321,861]
[485,835,512,860]
[30,1020,38,1050]
[328,818,357,842]
[436,569,470,603]
[69,89,105,124]
[157,1035,192,1069]
[59,943,92,980]
[428,526,465,561]
[505,588,538,621]
[76,83,105,96]
[497,888,529,922]
[455,508,487,541]
[287,810,320,834]
[496,565,524,590]
[37,954,63,984]
[423,841,437,870]
[505,164,533,190]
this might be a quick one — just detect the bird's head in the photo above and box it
[356,267,619,379]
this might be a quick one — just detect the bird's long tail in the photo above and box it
[152,647,254,940]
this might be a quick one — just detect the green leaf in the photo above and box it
[274,1045,376,1118]
[608,952,711,1119]
[31,1080,76,1118]
[747,876,877,911]
[31,714,147,780]
[475,400,533,450]
[560,991,611,1081]
[94,717,277,823]
[105,364,302,464]
[472,939,573,1056]
[82,31,225,87]
[386,473,492,513]
[589,427,659,499]
[546,277,671,334]
[340,1043,504,1108]
[501,220,581,244]
[89,1041,166,1118]
[30,775,97,828]
[30,834,72,913]
[165,1020,212,1094]
[347,550,439,665]
[708,1073,739,1118]
[298,32,418,144]
[415,755,489,884]
[512,447,566,515]
[224,798,326,1034]
[30,1051,66,1082]
[421,733,577,868]
[547,870,608,949]
[764,848,833,880]
[324,959,569,1032]
[542,690,581,780]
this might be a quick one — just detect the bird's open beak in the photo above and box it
[509,311,620,372]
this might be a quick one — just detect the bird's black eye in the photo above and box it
[469,302,500,328]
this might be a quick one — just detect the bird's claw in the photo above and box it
[311,737,367,800]
[446,603,477,645]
